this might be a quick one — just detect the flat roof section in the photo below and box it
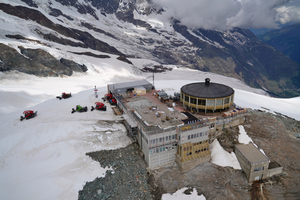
[235,142,269,164]
[121,90,186,129]
[108,79,152,92]
[181,82,234,98]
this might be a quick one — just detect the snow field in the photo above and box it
[0,87,131,200]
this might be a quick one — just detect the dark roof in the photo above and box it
[181,81,234,98]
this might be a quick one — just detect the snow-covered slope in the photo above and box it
[0,0,300,199]
[0,56,300,199]
[1,0,299,97]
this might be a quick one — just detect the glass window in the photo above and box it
[185,95,189,102]
[156,139,158,143]
[188,135,190,140]
[198,99,206,105]
[197,133,199,137]
[191,134,193,139]
[169,136,171,140]
[207,99,215,106]
[224,97,229,104]
[160,147,162,152]
[200,132,202,137]
[194,134,196,138]
[216,99,223,106]
[160,138,162,142]
[190,97,196,104]
[166,136,168,141]
[163,147,165,151]
[172,135,175,139]
[150,150,152,154]
[153,149,156,153]
[156,148,159,153]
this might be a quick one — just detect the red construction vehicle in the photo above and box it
[91,102,107,111]
[20,110,37,121]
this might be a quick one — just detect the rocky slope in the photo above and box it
[0,0,299,97]
[78,109,300,199]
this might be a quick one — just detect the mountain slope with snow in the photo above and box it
[0,0,299,97]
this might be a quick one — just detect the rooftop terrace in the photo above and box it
[119,90,187,129]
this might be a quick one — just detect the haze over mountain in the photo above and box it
[257,23,300,64]
[0,0,300,97]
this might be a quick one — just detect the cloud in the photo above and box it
[152,0,300,30]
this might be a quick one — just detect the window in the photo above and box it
[224,97,229,104]
[172,135,175,139]
[166,136,168,141]
[198,99,206,105]
[190,97,196,104]
[254,167,264,172]
[200,132,202,137]
[156,148,159,153]
[197,133,199,137]
[156,139,158,143]
[160,147,162,152]
[194,134,196,138]
[169,136,171,140]
[188,135,190,140]
[150,150,152,154]
[216,99,223,106]
[185,95,189,102]
[207,99,215,106]
[191,134,194,139]
[160,138,162,142]
[163,147,165,151]
[153,149,156,153]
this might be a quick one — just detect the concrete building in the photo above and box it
[235,142,283,182]
[181,78,234,114]
[108,79,246,172]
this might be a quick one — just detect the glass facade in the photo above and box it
[181,93,234,114]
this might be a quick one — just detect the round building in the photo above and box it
[180,78,234,114]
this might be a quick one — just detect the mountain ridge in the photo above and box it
[0,0,299,97]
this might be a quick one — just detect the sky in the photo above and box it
[152,0,300,30]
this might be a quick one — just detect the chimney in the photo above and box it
[205,78,210,86]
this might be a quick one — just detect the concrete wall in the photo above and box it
[149,148,177,168]
[235,146,252,181]
[267,167,283,178]
[175,153,210,172]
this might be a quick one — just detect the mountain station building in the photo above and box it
[107,79,247,172]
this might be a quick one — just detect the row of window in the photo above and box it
[181,131,208,141]
[150,146,175,154]
[150,134,176,144]
[185,148,209,156]
[182,143,208,152]
[182,95,232,106]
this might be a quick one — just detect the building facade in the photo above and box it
[235,142,270,182]
[180,78,234,114]
[108,79,246,172]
